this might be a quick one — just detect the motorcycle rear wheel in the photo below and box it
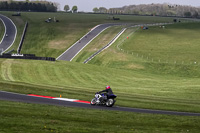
[106,99,114,107]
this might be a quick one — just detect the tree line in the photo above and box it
[0,1,57,12]
[93,3,200,18]
[64,5,78,13]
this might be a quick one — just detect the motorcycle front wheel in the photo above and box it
[90,98,96,105]
[106,99,115,107]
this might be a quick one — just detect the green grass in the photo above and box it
[0,12,200,132]
[86,22,200,77]
[73,26,124,62]
[121,22,200,64]
[1,100,200,133]
[0,12,176,57]
[0,59,200,113]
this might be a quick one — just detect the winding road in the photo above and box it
[56,22,172,62]
[0,14,17,53]
[0,91,200,116]
[56,23,122,61]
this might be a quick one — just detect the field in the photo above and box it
[0,11,200,132]
[1,101,200,133]
[0,12,177,57]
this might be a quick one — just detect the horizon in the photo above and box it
[11,0,200,12]
[64,0,200,12]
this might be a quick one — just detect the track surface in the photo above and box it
[56,23,121,61]
[0,91,200,116]
[0,14,17,53]
[56,23,172,61]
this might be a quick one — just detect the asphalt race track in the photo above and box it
[56,23,122,61]
[0,91,200,116]
[0,14,17,53]
[56,22,173,61]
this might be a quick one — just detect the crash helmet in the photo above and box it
[106,86,110,89]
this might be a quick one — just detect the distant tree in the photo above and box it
[0,1,57,12]
[108,8,118,14]
[46,3,57,12]
[193,11,199,18]
[10,2,17,11]
[166,10,176,16]
[21,2,28,11]
[72,5,78,13]
[64,5,70,12]
[53,2,59,11]
[16,2,23,11]
[93,7,99,13]
[133,10,139,15]
[184,12,192,17]
[37,3,42,11]
[99,7,107,13]
[8,0,13,4]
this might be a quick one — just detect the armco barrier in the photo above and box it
[0,54,55,61]
[17,22,28,54]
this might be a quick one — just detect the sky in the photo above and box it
[28,0,200,12]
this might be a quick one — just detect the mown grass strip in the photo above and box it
[0,58,200,113]
[0,100,200,133]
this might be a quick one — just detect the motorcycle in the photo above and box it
[90,93,117,107]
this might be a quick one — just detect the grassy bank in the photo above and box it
[0,12,175,57]
[0,12,200,132]
[121,22,200,64]
[86,23,200,77]
[0,101,200,133]
[0,59,200,113]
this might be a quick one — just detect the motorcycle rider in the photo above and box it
[97,86,114,102]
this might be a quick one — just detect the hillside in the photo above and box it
[0,12,200,132]
[0,12,199,111]
[109,3,200,17]
[1,12,176,57]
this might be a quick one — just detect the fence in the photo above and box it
[0,54,55,61]
[17,21,28,54]
[116,23,200,66]
[118,50,200,65]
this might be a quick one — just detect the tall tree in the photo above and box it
[64,5,70,12]
[72,5,78,13]
[53,2,59,11]
[0,1,57,12]
[193,11,198,18]
[46,3,57,12]
[99,7,107,13]
[184,11,192,17]
[93,7,99,13]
